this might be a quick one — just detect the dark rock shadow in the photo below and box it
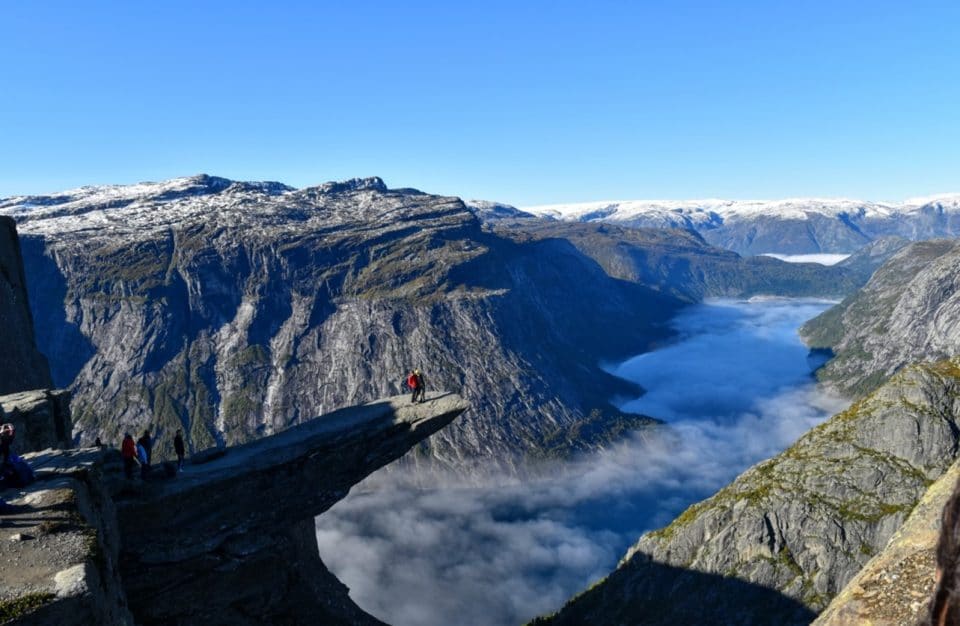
[19,236,95,387]
[542,556,818,626]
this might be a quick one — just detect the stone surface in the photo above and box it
[0,216,52,394]
[2,392,466,625]
[0,389,73,453]
[0,448,132,625]
[802,238,960,396]
[813,460,960,626]
[113,391,466,625]
[539,359,960,625]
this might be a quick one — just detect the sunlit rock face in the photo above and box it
[802,239,960,396]
[3,175,875,473]
[1,391,466,626]
[539,359,960,625]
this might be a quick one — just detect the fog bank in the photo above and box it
[316,298,849,626]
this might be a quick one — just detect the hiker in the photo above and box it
[138,429,153,465]
[0,423,14,466]
[121,433,137,479]
[926,476,960,625]
[406,370,419,404]
[136,439,150,479]
[174,430,185,472]
[94,436,103,448]
[413,369,426,403]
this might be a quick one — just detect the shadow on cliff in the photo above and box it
[19,236,95,387]
[542,557,818,626]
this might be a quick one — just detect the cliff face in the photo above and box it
[1,392,467,625]
[540,358,960,625]
[5,176,678,469]
[812,459,960,626]
[0,216,52,394]
[801,239,960,396]
[507,221,878,302]
[0,211,469,625]
[2,176,867,471]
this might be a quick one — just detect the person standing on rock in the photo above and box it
[138,429,153,466]
[136,439,150,479]
[0,424,14,466]
[413,369,426,403]
[121,433,137,479]
[407,370,420,404]
[174,430,186,472]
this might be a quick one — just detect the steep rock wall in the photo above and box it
[3,393,466,625]
[539,359,960,625]
[0,216,52,393]
[802,239,960,396]
[4,176,868,472]
[813,459,960,626]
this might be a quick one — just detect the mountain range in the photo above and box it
[491,194,960,256]
[5,174,960,625]
[539,234,960,624]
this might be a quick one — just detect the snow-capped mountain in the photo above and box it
[515,195,960,255]
[0,173,876,474]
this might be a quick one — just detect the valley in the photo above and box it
[2,175,958,625]
[316,298,848,626]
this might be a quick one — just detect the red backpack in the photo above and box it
[407,373,418,389]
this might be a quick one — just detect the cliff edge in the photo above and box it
[0,392,467,625]
[0,216,52,394]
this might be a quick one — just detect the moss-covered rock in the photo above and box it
[541,358,960,625]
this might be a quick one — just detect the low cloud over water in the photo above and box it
[315,299,850,626]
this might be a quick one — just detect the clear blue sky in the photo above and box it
[2,1,958,205]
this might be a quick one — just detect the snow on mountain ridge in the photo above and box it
[0,175,467,240]
[902,192,960,208]
[521,197,902,222]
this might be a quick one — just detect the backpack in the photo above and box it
[407,373,418,389]
[3,455,34,488]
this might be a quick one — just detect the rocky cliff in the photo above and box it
[1,175,864,473]
[538,358,960,625]
[801,239,960,396]
[1,392,467,625]
[0,216,52,394]
[812,459,960,626]
[503,221,877,302]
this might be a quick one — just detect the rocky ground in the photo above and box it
[0,448,131,625]
[813,460,960,625]
[1,391,467,625]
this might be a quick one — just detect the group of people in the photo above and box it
[120,428,186,479]
[405,368,427,403]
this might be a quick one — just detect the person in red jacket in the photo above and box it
[121,433,137,479]
[406,370,419,404]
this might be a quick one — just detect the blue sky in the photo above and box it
[2,1,958,204]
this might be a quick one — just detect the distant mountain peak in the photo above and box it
[312,176,388,195]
